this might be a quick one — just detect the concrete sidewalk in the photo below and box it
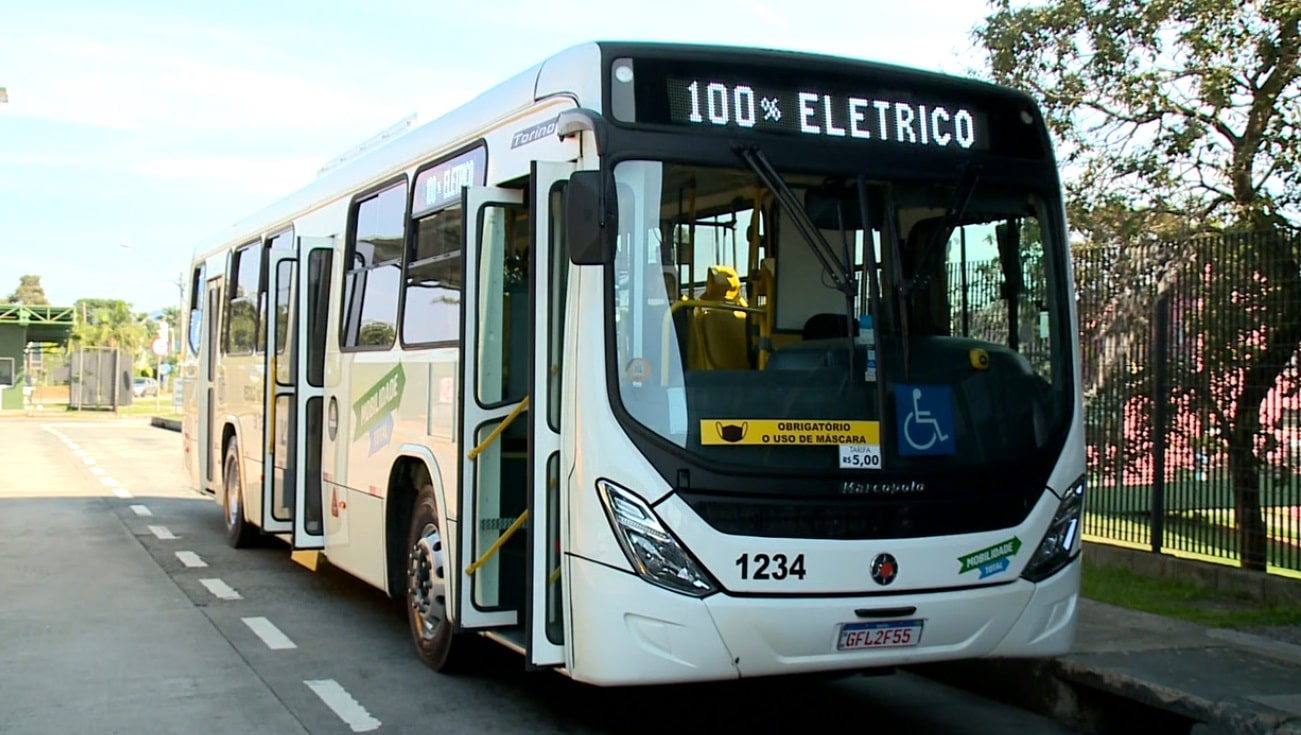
[916,556,1301,734]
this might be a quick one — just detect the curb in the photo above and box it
[912,654,1301,735]
[150,416,181,432]
[1053,656,1301,734]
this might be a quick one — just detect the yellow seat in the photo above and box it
[690,265,751,370]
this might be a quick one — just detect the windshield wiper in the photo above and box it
[735,144,859,390]
[903,161,982,297]
[734,145,855,299]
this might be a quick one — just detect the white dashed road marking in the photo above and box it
[148,525,177,540]
[99,477,120,487]
[175,551,208,568]
[199,578,242,600]
[129,505,153,516]
[305,679,381,732]
[89,466,106,476]
[242,617,297,650]
[112,488,133,499]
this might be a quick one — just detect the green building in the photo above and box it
[0,304,75,411]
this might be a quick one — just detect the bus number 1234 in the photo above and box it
[735,552,807,580]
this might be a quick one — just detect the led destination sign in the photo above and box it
[665,77,988,151]
[413,144,487,216]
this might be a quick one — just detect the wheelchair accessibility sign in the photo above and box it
[894,385,956,456]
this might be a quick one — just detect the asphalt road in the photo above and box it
[0,418,1084,734]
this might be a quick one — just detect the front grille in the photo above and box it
[677,492,1034,540]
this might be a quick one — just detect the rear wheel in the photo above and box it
[407,484,466,671]
[222,440,257,548]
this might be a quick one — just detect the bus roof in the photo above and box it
[189,40,1032,262]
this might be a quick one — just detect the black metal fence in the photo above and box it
[1075,231,1301,573]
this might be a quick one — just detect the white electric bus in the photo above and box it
[181,41,1085,686]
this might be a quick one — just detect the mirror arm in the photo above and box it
[556,108,607,154]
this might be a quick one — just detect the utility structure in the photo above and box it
[0,304,75,410]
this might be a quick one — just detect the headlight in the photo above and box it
[596,480,717,597]
[1020,477,1084,583]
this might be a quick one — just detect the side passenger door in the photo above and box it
[261,238,334,548]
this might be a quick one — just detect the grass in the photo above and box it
[23,395,182,420]
[1081,557,1301,628]
[109,400,182,418]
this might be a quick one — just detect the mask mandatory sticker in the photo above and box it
[701,419,879,446]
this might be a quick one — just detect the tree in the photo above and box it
[980,0,1299,231]
[70,299,148,355]
[5,274,49,305]
[978,0,1301,570]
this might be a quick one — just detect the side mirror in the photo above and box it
[566,170,616,265]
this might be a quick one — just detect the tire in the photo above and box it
[222,440,257,548]
[406,484,466,672]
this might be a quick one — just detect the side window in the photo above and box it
[342,181,406,349]
[476,203,530,405]
[403,208,463,346]
[306,249,333,387]
[187,264,206,356]
[547,184,567,431]
[224,243,262,355]
[266,229,294,355]
[274,259,294,357]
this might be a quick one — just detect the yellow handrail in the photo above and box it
[267,356,277,454]
[465,509,528,575]
[467,396,530,460]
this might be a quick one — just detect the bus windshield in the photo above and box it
[610,160,1072,476]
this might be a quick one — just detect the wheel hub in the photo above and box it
[408,524,446,640]
[225,464,240,527]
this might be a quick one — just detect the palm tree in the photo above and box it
[70,299,148,354]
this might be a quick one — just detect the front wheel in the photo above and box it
[222,440,257,548]
[406,484,467,672]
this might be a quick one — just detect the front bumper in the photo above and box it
[566,554,1078,686]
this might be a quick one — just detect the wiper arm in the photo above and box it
[882,187,912,380]
[735,144,855,299]
[856,176,888,416]
[903,161,982,296]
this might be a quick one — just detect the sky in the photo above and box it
[0,0,996,315]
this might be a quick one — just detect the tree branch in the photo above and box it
[1169,101,1242,145]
